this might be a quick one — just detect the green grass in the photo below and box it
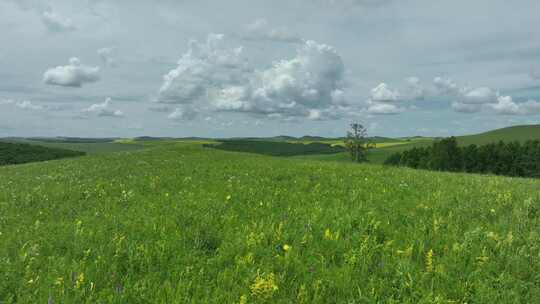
[1,142,539,303]
[457,125,540,146]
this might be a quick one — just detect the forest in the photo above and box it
[205,140,345,156]
[384,137,540,178]
[0,142,85,166]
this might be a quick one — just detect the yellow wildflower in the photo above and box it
[75,273,85,289]
[425,249,434,273]
[250,272,278,299]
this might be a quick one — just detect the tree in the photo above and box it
[344,123,374,163]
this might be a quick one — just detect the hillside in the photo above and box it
[0,141,85,166]
[2,138,145,154]
[1,141,539,303]
[457,124,540,146]
[206,140,345,156]
[302,125,540,164]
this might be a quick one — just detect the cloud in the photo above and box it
[82,97,124,117]
[15,100,44,111]
[405,76,424,100]
[221,40,346,119]
[243,18,302,43]
[1,99,68,112]
[491,95,540,115]
[158,34,250,104]
[367,101,402,115]
[366,82,403,114]
[433,77,500,114]
[459,86,498,104]
[370,83,400,102]
[43,57,100,87]
[168,106,198,121]
[158,34,347,120]
[451,102,481,113]
[97,47,117,67]
[433,77,459,95]
[42,10,76,32]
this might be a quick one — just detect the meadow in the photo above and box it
[1,141,539,303]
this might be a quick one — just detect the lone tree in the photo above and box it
[345,123,374,162]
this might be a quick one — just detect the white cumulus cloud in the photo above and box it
[41,10,76,32]
[83,98,124,117]
[367,101,402,115]
[433,76,459,95]
[491,95,540,115]
[168,106,198,121]
[370,83,400,102]
[15,100,44,111]
[43,57,100,87]
[158,34,250,104]
[158,34,347,120]
[459,86,498,104]
[405,76,425,100]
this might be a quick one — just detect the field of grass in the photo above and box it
[1,141,539,303]
[457,125,540,146]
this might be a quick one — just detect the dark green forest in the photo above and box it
[205,140,345,156]
[384,137,540,178]
[0,142,85,166]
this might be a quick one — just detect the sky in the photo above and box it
[1,0,540,138]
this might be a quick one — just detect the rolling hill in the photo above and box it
[457,124,540,146]
[1,140,539,302]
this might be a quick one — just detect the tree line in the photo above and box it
[205,140,345,157]
[384,137,540,178]
[0,142,85,166]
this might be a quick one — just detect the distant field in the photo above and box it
[457,125,540,146]
[207,140,345,156]
[298,125,540,165]
[2,139,146,154]
[295,138,435,164]
[0,141,85,166]
[1,141,539,302]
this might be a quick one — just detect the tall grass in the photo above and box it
[1,142,539,303]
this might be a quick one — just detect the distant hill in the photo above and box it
[206,140,346,156]
[0,142,85,166]
[457,124,540,146]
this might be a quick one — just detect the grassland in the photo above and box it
[457,125,540,146]
[1,141,539,303]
